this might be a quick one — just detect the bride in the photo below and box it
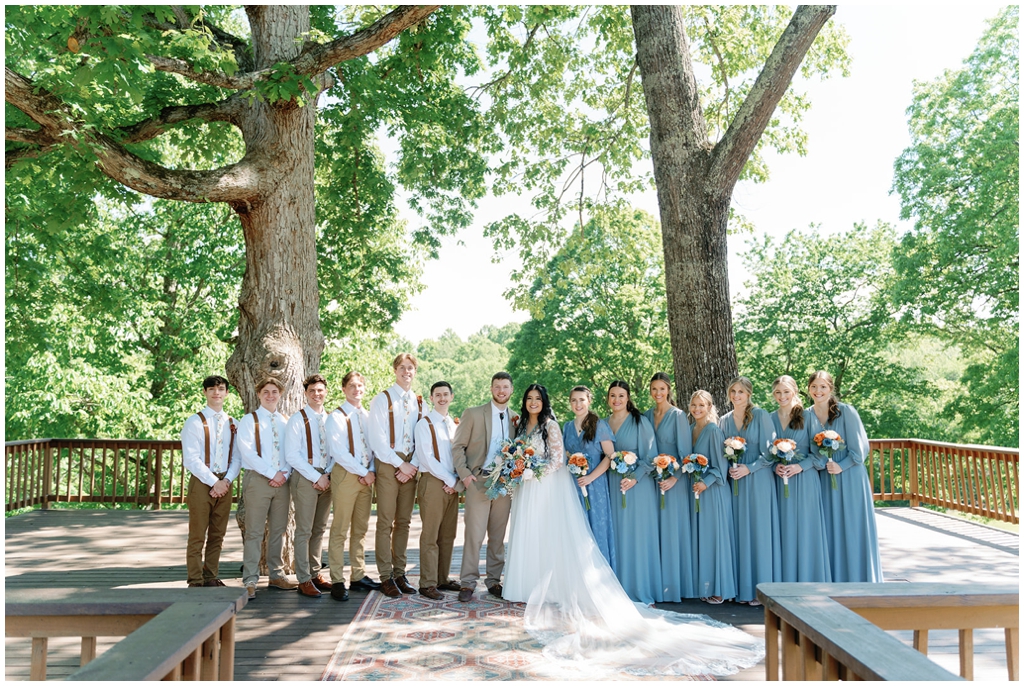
[502,384,765,678]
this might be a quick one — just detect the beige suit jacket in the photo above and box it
[451,402,516,492]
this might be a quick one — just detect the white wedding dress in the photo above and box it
[503,419,765,678]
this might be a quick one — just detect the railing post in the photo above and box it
[908,441,920,508]
[155,446,164,511]
[42,441,53,510]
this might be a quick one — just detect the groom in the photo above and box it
[452,371,516,602]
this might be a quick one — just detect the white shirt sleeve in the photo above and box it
[181,412,219,487]
[284,412,321,483]
[224,416,241,482]
[328,410,369,477]
[237,413,273,479]
[414,417,458,488]
[367,393,404,468]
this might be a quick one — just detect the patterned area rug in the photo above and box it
[321,587,713,681]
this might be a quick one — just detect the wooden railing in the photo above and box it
[759,582,1019,681]
[870,439,1019,523]
[5,587,246,680]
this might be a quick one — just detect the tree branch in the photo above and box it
[117,94,247,144]
[710,5,836,192]
[6,66,267,202]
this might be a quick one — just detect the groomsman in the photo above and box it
[326,371,381,601]
[452,371,516,602]
[181,375,241,588]
[284,374,334,598]
[236,377,297,600]
[414,381,463,600]
[367,353,423,597]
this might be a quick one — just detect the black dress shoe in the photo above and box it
[331,584,350,601]
[350,576,382,591]
[437,580,462,592]
[380,578,402,598]
[394,575,416,594]
[458,587,474,602]
[487,583,503,599]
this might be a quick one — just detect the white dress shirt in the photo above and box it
[284,404,333,483]
[237,406,290,479]
[414,410,458,488]
[181,406,241,486]
[484,402,513,471]
[368,384,421,469]
[327,401,375,478]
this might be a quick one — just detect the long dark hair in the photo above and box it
[608,379,642,425]
[808,370,841,424]
[517,383,556,445]
[570,385,600,443]
[649,371,676,407]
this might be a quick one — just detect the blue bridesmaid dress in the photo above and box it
[606,413,663,605]
[689,422,737,601]
[719,407,781,602]
[809,403,883,582]
[771,410,831,582]
[644,406,695,601]
[562,418,617,569]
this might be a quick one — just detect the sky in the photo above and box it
[391,5,1006,345]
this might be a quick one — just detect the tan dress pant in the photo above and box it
[417,473,459,588]
[374,456,417,579]
[241,471,290,585]
[328,465,373,585]
[186,474,232,586]
[459,478,512,588]
[291,473,332,583]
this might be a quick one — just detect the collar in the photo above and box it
[491,402,509,415]
[303,404,324,418]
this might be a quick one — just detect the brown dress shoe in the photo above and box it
[419,586,444,600]
[487,583,503,599]
[394,575,416,594]
[204,579,226,587]
[312,574,333,592]
[268,577,298,591]
[380,578,402,598]
[298,580,322,598]
[437,580,462,592]
[458,587,474,602]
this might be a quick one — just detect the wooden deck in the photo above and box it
[5,506,1018,681]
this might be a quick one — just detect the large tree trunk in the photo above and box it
[225,5,324,417]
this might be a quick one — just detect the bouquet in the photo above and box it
[609,451,640,508]
[652,454,680,510]
[680,453,710,512]
[567,452,591,510]
[813,430,846,490]
[767,438,803,498]
[723,436,747,495]
[484,437,545,500]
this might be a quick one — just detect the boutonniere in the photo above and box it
[511,414,520,426]
[453,417,460,425]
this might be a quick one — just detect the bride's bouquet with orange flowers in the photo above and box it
[723,436,746,495]
[567,452,592,510]
[813,430,845,490]
[652,454,680,510]
[484,437,545,500]
[609,451,640,508]
[680,453,710,512]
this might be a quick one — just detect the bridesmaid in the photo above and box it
[563,385,617,569]
[605,380,662,605]
[721,376,781,606]
[770,375,831,582]
[807,370,883,582]
[644,372,694,602]
[688,390,737,605]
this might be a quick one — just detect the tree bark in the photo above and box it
[631,5,836,409]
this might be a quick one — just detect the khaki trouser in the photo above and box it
[241,470,290,585]
[291,473,332,583]
[186,474,232,586]
[374,455,417,579]
[328,465,373,585]
[417,473,459,588]
[459,477,512,588]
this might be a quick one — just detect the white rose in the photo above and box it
[824,430,840,440]
[523,469,534,481]
[624,452,637,466]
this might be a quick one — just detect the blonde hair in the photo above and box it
[772,374,804,430]
[808,370,841,423]
[727,376,755,430]
[688,389,719,425]
[391,352,418,370]
[256,377,285,393]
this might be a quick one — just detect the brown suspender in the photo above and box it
[338,407,356,456]
[383,390,424,450]
[423,416,442,462]
[251,411,262,457]
[196,412,234,470]
[299,408,315,464]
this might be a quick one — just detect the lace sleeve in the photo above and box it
[545,419,566,472]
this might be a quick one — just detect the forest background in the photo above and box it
[5,5,1018,449]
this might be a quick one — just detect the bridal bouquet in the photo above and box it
[767,438,803,498]
[723,436,746,495]
[652,454,680,510]
[567,452,591,510]
[484,437,545,500]
[609,451,640,508]
[680,453,710,513]
[813,430,845,490]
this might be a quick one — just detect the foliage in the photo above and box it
[505,204,671,419]
[890,7,1019,446]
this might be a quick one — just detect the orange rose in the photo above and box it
[524,447,535,456]
[510,468,523,478]
[696,455,708,466]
